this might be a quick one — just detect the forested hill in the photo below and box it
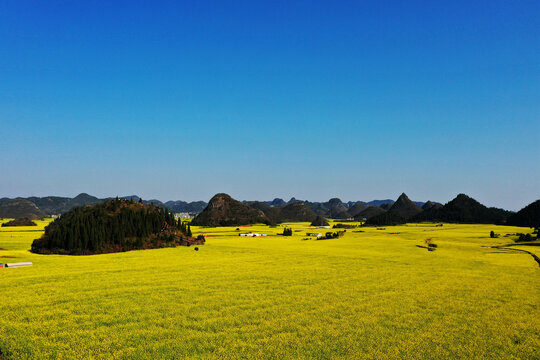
[31,198,201,255]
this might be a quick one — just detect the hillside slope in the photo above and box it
[412,194,510,224]
[191,193,270,226]
[506,199,540,228]
[0,198,47,220]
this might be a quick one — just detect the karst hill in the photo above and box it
[191,193,270,226]
[31,198,200,255]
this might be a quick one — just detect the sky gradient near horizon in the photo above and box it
[1,1,539,210]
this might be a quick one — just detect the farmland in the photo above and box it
[0,220,538,359]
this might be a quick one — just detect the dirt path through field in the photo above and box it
[487,246,540,267]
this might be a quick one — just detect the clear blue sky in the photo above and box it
[1,1,538,210]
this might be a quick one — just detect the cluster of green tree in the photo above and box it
[365,212,407,226]
[282,227,293,236]
[178,220,192,237]
[319,231,346,240]
[31,198,195,255]
[1,217,37,227]
[515,233,535,242]
[416,238,438,251]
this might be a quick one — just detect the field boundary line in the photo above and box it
[486,245,540,267]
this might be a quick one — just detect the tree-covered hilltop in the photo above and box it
[506,199,540,228]
[411,194,510,224]
[31,198,203,255]
[1,217,37,227]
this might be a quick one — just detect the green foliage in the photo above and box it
[31,198,181,254]
[1,218,37,227]
[515,233,533,242]
[282,227,293,236]
[366,212,406,226]
[320,230,345,239]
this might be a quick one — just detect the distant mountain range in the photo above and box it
[0,193,423,220]
[191,193,539,228]
[3,192,536,228]
[411,194,511,225]
[0,193,208,218]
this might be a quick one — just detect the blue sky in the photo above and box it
[1,1,538,210]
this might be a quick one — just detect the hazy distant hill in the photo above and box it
[304,201,329,216]
[26,193,102,215]
[379,203,394,211]
[7,193,206,216]
[165,200,208,214]
[245,201,282,224]
[366,193,422,225]
[287,197,301,204]
[354,206,386,221]
[366,199,395,207]
[252,196,431,220]
[278,202,317,222]
[118,196,165,207]
[304,198,350,218]
[27,196,73,214]
[506,199,540,228]
[1,192,519,225]
[422,201,442,211]
[266,198,286,206]
[412,194,511,224]
[325,198,351,218]
[246,200,318,223]
[191,193,270,226]
[348,202,367,217]
[0,198,47,220]
[70,193,101,207]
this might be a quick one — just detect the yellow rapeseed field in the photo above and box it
[0,219,538,359]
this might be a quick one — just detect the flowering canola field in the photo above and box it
[0,220,538,359]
